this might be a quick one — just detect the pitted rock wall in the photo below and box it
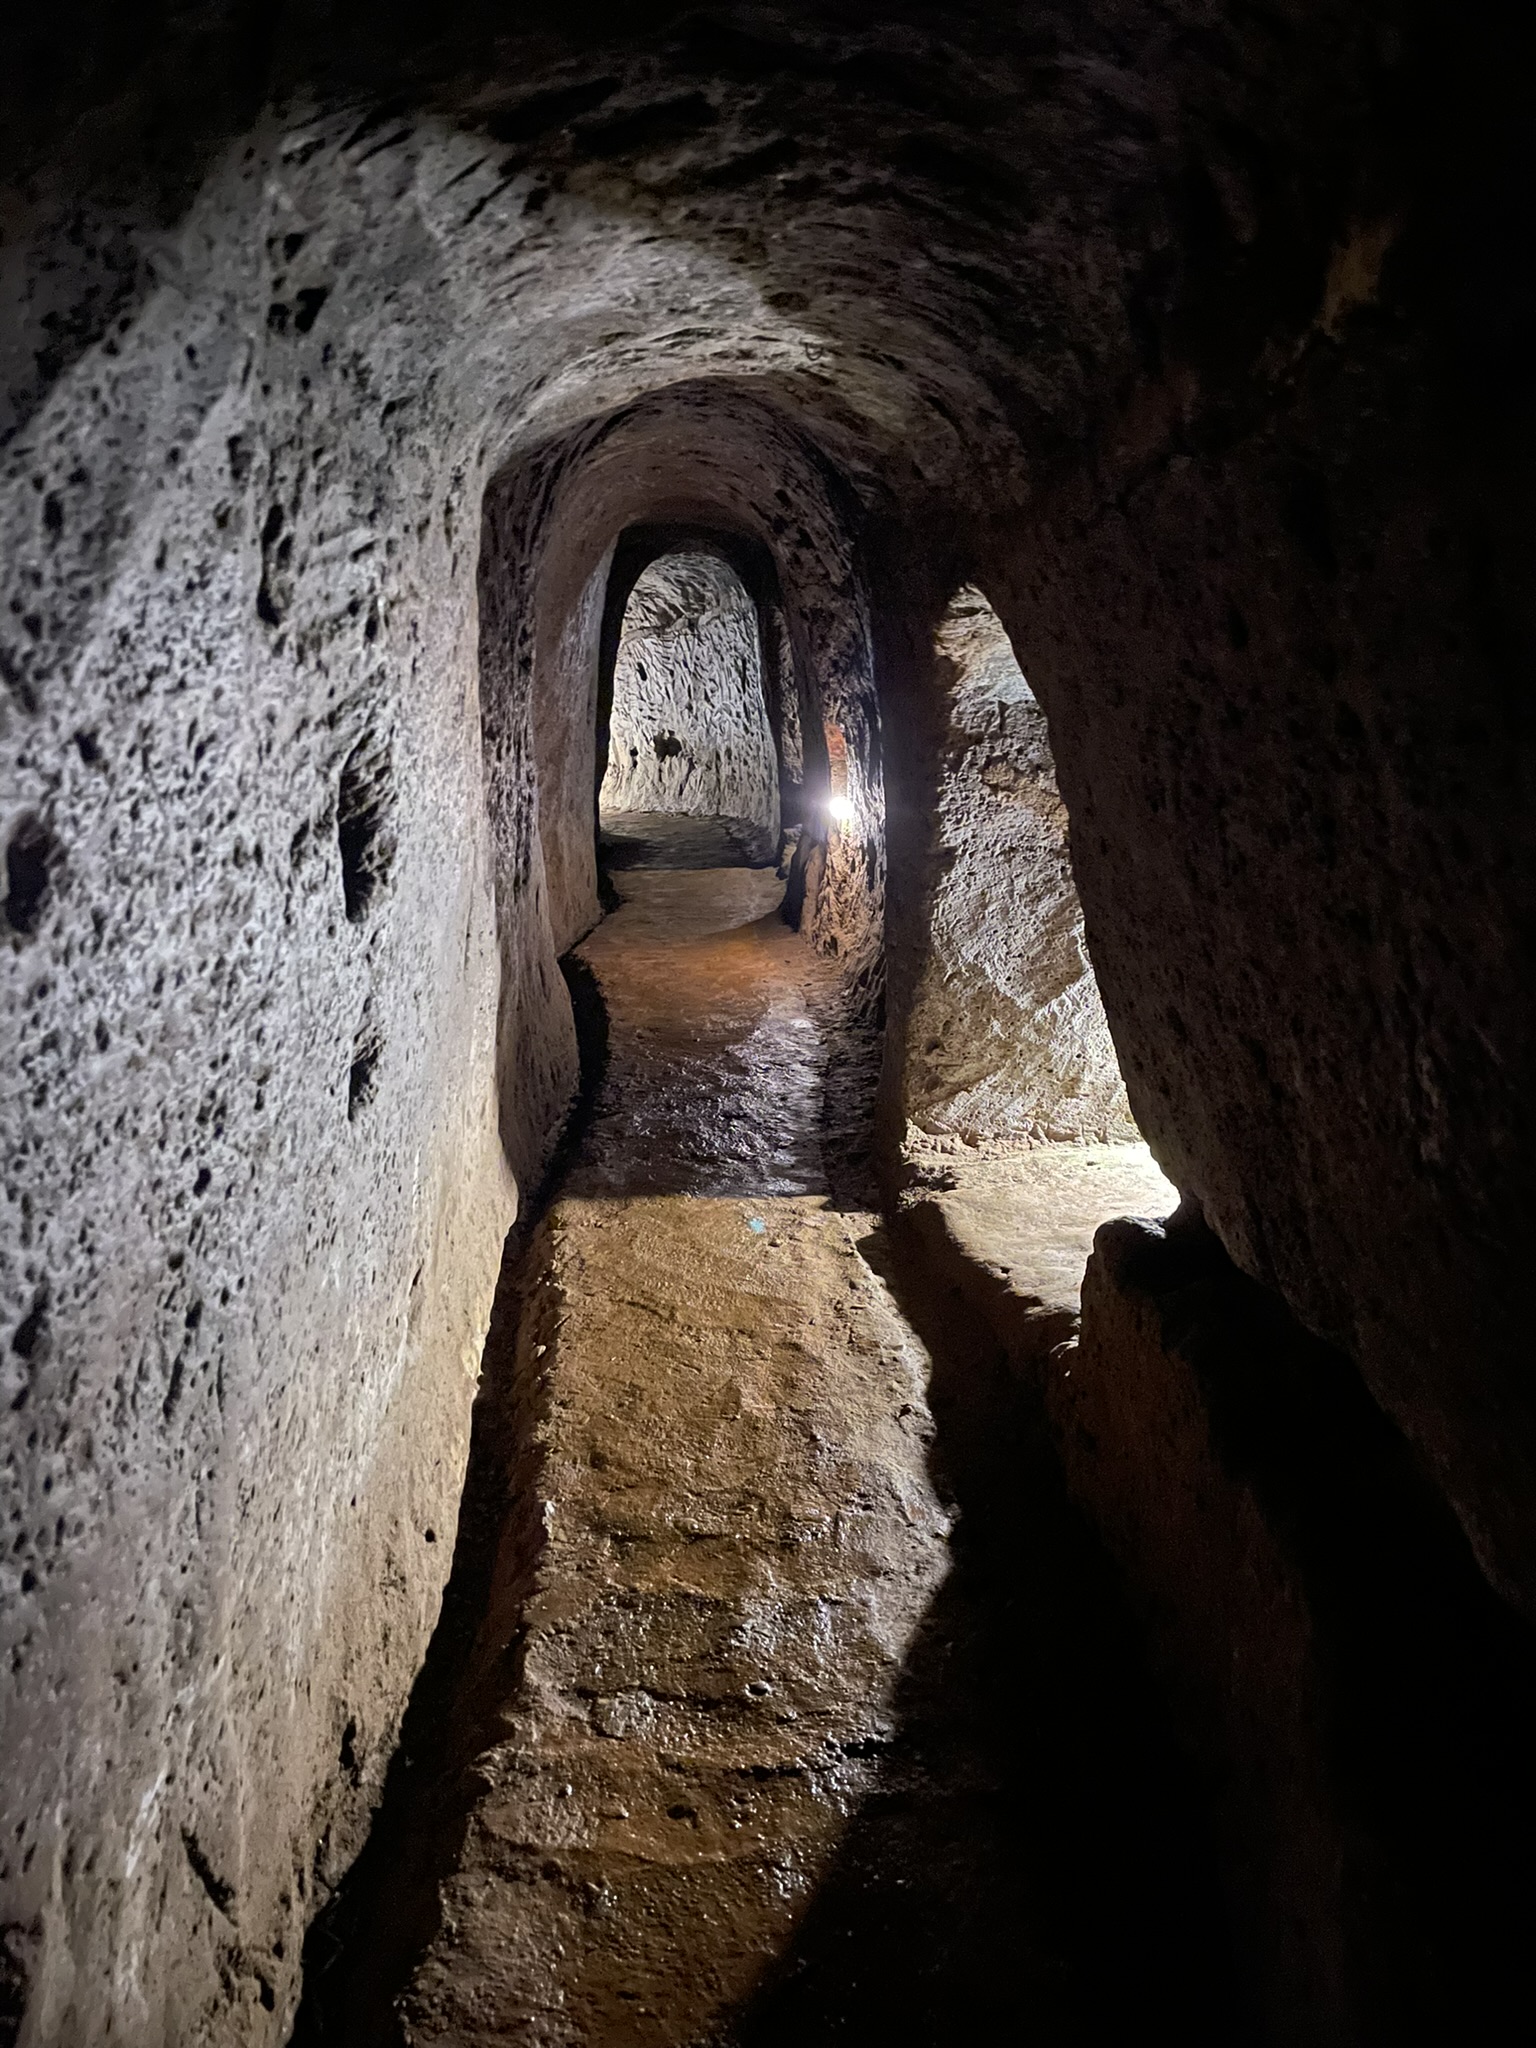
[897,588,1135,1148]
[0,116,896,2046]
[600,552,778,830]
[2,6,1532,2039]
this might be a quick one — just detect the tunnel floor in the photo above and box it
[302,817,1238,2046]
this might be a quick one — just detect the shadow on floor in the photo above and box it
[289,950,613,2048]
[716,1217,1245,2047]
[289,1234,530,2046]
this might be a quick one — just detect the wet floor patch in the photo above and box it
[399,1196,953,2044]
[566,860,834,1200]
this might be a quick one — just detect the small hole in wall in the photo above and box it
[12,1288,49,1368]
[257,503,285,626]
[4,815,60,937]
[0,1908,37,2023]
[348,1023,382,1120]
[293,286,329,334]
[337,732,396,924]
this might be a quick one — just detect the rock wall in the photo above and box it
[0,117,894,2045]
[2,5,1531,2038]
[902,1181,1536,2043]
[1057,1215,1536,2044]
[895,587,1135,1149]
[600,551,778,831]
[0,127,556,2044]
[994,261,1536,1610]
[0,136,522,2035]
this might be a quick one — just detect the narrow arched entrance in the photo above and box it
[599,549,781,867]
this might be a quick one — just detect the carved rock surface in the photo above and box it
[899,587,1136,1147]
[601,551,778,831]
[0,6,1531,2041]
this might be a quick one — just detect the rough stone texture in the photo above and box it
[1048,1217,1536,2045]
[600,551,778,831]
[903,1164,1536,2043]
[1039,1222,1350,2044]
[999,314,1536,1607]
[0,139,524,2035]
[897,587,1136,1147]
[477,477,591,1177]
[401,1192,951,2046]
[891,1165,1536,2042]
[2,5,1532,2038]
[902,1142,1177,1350]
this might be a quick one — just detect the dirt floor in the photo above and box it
[294,817,1239,2047]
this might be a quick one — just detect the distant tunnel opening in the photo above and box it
[598,547,782,873]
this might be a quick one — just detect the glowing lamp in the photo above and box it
[825,795,856,828]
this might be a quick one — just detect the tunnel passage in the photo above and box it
[598,550,780,858]
[294,679,1240,2045]
[288,471,1230,2043]
[4,8,1535,2046]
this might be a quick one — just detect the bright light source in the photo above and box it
[826,795,856,828]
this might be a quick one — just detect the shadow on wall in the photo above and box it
[1064,1207,1536,2044]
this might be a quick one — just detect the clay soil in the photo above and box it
[295,818,1237,2047]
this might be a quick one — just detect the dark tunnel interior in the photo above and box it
[2,5,1534,2044]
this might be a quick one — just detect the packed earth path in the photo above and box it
[297,817,1235,2048]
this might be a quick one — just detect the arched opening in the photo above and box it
[552,511,857,1201]
[886,582,1175,1324]
[597,548,780,867]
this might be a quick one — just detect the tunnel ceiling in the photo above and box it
[4,0,1452,522]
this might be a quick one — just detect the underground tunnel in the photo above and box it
[2,5,1534,2045]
